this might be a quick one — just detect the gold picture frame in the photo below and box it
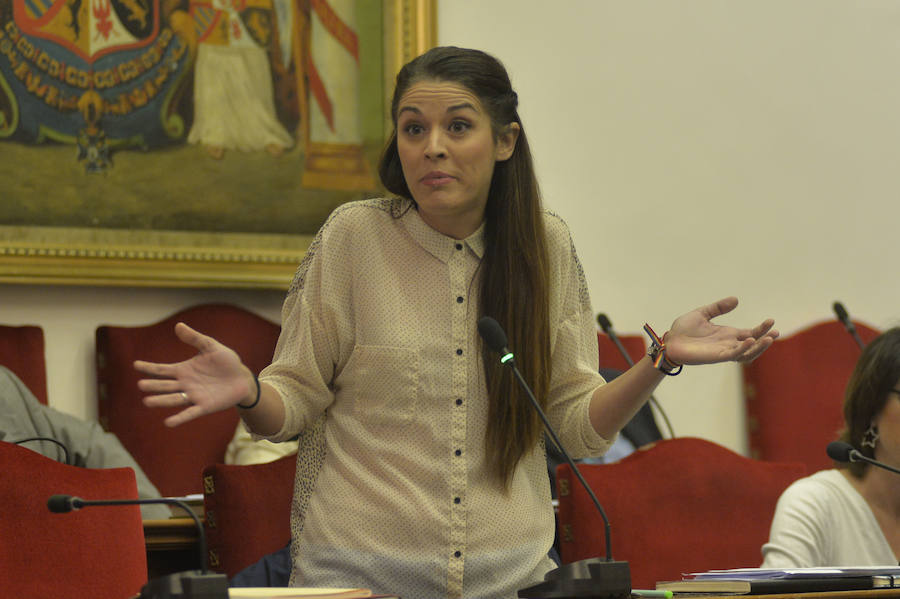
[0,0,436,289]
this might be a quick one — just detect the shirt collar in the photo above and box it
[400,202,485,262]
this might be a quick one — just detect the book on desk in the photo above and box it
[656,567,900,595]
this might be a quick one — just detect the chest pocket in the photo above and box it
[346,345,419,427]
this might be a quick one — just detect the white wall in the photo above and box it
[438,0,900,453]
[4,1,900,455]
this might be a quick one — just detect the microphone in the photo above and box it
[832,301,865,350]
[47,494,228,599]
[478,316,631,599]
[826,441,900,476]
[596,313,675,439]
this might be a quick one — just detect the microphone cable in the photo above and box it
[11,437,71,466]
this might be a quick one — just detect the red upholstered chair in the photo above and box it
[202,454,296,578]
[96,303,281,497]
[597,331,645,372]
[0,324,48,404]
[742,319,880,474]
[0,441,147,598]
[556,437,805,589]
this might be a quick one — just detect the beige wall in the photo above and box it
[438,0,900,453]
[3,1,900,456]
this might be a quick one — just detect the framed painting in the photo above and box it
[0,0,436,289]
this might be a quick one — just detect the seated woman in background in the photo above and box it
[761,327,900,568]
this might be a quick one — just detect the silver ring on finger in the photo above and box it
[180,391,191,405]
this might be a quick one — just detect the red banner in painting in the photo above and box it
[310,0,357,63]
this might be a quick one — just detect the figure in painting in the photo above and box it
[187,0,294,159]
[75,91,112,173]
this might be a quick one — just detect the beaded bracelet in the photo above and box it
[643,323,683,376]
[237,374,262,409]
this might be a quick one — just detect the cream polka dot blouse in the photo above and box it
[257,197,611,599]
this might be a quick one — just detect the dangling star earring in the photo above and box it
[862,424,880,449]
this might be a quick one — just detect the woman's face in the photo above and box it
[395,80,518,239]
[872,379,900,468]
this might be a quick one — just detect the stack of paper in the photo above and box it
[657,567,900,594]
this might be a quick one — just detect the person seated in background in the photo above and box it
[0,365,170,520]
[761,327,900,568]
[225,421,298,466]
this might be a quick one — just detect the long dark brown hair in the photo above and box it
[378,46,551,488]
[839,327,900,478]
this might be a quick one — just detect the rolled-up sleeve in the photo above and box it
[256,208,356,442]
[543,213,612,459]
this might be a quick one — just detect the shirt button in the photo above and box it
[455,243,463,250]
[454,550,462,558]
[455,398,463,406]
[456,348,463,356]
[454,449,462,456]
[454,497,461,504]
[456,296,464,303]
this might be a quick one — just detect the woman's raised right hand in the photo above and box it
[134,322,257,427]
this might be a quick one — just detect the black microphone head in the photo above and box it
[47,494,77,513]
[477,316,508,354]
[833,301,849,323]
[597,313,613,333]
[826,440,855,463]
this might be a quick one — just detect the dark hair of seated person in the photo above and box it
[838,327,900,478]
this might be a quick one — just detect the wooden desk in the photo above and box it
[144,518,202,578]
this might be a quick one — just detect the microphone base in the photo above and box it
[518,558,632,599]
[140,570,229,599]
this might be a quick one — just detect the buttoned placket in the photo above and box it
[447,240,469,599]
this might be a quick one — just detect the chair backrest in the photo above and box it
[597,331,645,372]
[556,437,806,589]
[96,303,281,497]
[0,324,48,404]
[742,319,880,473]
[202,454,296,578]
[0,441,147,598]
